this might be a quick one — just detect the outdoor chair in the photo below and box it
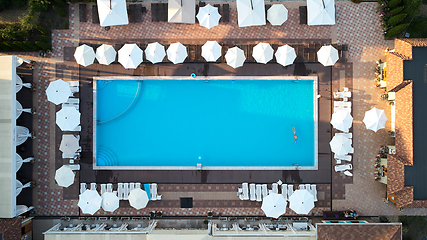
[222,4,229,22]
[272,183,278,194]
[256,184,262,202]
[128,4,136,23]
[123,183,129,200]
[305,184,311,191]
[299,6,307,24]
[135,182,141,189]
[90,182,97,191]
[79,4,87,22]
[299,184,306,190]
[334,164,352,172]
[333,101,351,113]
[287,185,294,199]
[106,183,113,193]
[344,170,353,177]
[249,183,256,201]
[80,183,87,194]
[100,184,106,195]
[281,184,288,201]
[262,184,268,198]
[92,5,100,24]
[129,182,135,192]
[242,182,249,200]
[117,183,124,200]
[310,184,317,201]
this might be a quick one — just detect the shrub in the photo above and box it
[15,41,31,51]
[35,41,50,50]
[53,5,67,17]
[0,24,22,41]
[403,0,421,17]
[385,23,410,37]
[36,26,50,35]
[351,0,361,3]
[23,41,40,50]
[39,35,49,42]
[29,0,50,12]
[387,13,407,26]
[13,0,28,7]
[0,0,11,11]
[390,6,404,15]
[20,13,37,31]
[54,0,66,8]
[0,42,12,50]
[389,0,402,8]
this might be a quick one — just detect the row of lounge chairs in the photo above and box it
[238,183,317,202]
[89,4,146,23]
[80,183,161,200]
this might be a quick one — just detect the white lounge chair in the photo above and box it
[151,183,161,200]
[310,184,317,202]
[287,185,294,199]
[299,184,306,190]
[129,183,135,192]
[335,154,352,162]
[272,183,278,194]
[336,133,352,139]
[117,183,124,200]
[344,170,353,177]
[135,183,141,189]
[90,183,97,191]
[80,183,87,194]
[335,164,352,172]
[305,184,311,191]
[334,91,351,99]
[123,183,129,200]
[281,184,288,201]
[100,184,107,195]
[262,184,268,198]
[106,183,113,193]
[249,184,256,201]
[256,184,262,202]
[334,101,351,113]
[242,183,249,200]
[69,81,79,93]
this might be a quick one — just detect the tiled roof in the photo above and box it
[395,39,414,58]
[395,187,414,208]
[385,52,404,91]
[387,155,405,195]
[394,82,413,164]
[316,223,402,240]
[400,38,427,47]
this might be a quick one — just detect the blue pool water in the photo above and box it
[95,79,316,168]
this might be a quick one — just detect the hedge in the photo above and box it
[39,35,49,43]
[389,0,402,8]
[54,0,66,8]
[35,41,51,50]
[387,13,407,26]
[390,6,405,15]
[36,26,50,35]
[385,23,410,37]
[53,5,67,17]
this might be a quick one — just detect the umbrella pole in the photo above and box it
[110,0,112,10]
[250,0,253,10]
[322,0,325,9]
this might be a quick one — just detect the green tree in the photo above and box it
[387,13,407,26]
[35,41,50,50]
[385,23,410,37]
[389,0,402,8]
[53,5,67,17]
[29,0,50,12]
[390,6,405,15]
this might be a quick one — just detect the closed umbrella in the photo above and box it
[330,110,353,132]
[128,188,149,210]
[329,134,352,156]
[118,44,143,69]
[55,165,75,188]
[363,107,388,132]
[167,42,188,64]
[78,190,102,215]
[16,126,31,146]
[236,0,266,27]
[74,44,96,67]
[97,0,129,27]
[59,134,80,155]
[196,4,221,29]
[201,41,222,62]
[145,42,166,64]
[16,153,33,172]
[16,100,32,119]
[46,79,71,105]
[261,193,287,218]
[101,192,119,212]
[225,47,246,69]
[56,107,81,131]
[267,4,288,26]
[317,45,339,66]
[275,45,297,67]
[16,180,31,197]
[289,189,315,214]
[96,44,116,65]
[252,42,274,64]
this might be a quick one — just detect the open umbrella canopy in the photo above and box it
[74,44,96,67]
[236,0,266,27]
[128,189,149,210]
[101,192,119,212]
[145,42,166,64]
[46,79,71,105]
[196,4,221,29]
[307,0,335,26]
[363,107,388,132]
[168,0,196,23]
[55,165,75,188]
[167,42,188,64]
[118,44,143,69]
[252,42,274,64]
[317,45,339,66]
[59,134,80,155]
[329,134,352,156]
[267,4,288,26]
[261,193,287,218]
[275,45,297,67]
[289,189,315,214]
[97,0,129,27]
[201,41,222,62]
[330,110,353,132]
[225,47,246,69]
[78,190,102,215]
[96,44,116,65]
[56,107,81,131]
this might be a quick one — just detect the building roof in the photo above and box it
[316,223,402,240]
[387,155,405,195]
[394,82,413,165]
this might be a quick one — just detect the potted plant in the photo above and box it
[207,211,213,217]
[388,131,395,137]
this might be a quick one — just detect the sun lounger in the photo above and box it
[242,183,249,200]
[335,164,352,172]
[118,183,124,200]
[334,101,351,113]
[249,183,256,201]
[62,152,80,159]
[256,184,262,202]
[336,133,352,139]
[66,164,80,171]
[287,185,294,199]
[135,183,141,189]
[144,183,151,201]
[151,183,161,200]
[305,184,311,191]
[222,4,229,22]
[299,6,307,24]
[344,170,353,177]
[100,184,106,195]
[272,183,278,194]
[129,183,135,192]
[299,184,306,190]
[90,183,96,191]
[262,184,268,198]
[310,184,317,201]
[128,4,136,23]
[107,183,113,193]
[80,183,87,194]
[334,91,351,99]
[334,154,352,161]
[92,5,99,23]
[123,183,129,200]
[281,184,288,201]
[79,4,86,22]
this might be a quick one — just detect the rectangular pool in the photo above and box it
[93,76,318,170]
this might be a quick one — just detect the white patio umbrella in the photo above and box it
[275,45,297,67]
[252,42,274,64]
[118,44,143,69]
[225,47,246,69]
[329,134,353,156]
[201,41,222,62]
[56,107,81,131]
[128,188,149,210]
[16,100,32,119]
[46,79,71,105]
[267,4,288,26]
[60,134,80,155]
[95,44,116,65]
[236,0,266,27]
[289,189,315,214]
[16,126,31,146]
[167,42,188,64]
[145,42,166,64]
[54,165,75,188]
[16,180,31,197]
[101,192,120,212]
[74,44,96,67]
[168,0,196,23]
[16,153,33,172]
[330,110,353,132]
[78,190,102,215]
[363,107,388,132]
[196,4,221,29]
[307,0,335,26]
[97,0,129,27]
[317,45,339,66]
[261,193,287,218]
[16,74,31,93]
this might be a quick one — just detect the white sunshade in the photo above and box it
[261,193,287,218]
[167,42,188,64]
[267,4,288,26]
[330,110,353,132]
[101,192,119,212]
[252,42,274,64]
[289,189,315,215]
[96,44,116,65]
[196,4,221,29]
[97,0,129,27]
[118,44,143,69]
[236,0,266,27]
[56,107,81,131]
[363,107,388,132]
[54,165,75,188]
[16,180,31,197]
[46,79,71,105]
[329,134,353,156]
[307,0,335,26]
[16,154,33,172]
[16,100,31,119]
[59,134,80,155]
[317,45,339,66]
[78,190,102,215]
[145,42,166,64]
[201,41,222,62]
[168,0,196,24]
[74,44,95,67]
[225,47,246,69]
[275,45,297,67]
[128,189,149,210]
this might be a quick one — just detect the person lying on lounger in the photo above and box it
[292,126,298,143]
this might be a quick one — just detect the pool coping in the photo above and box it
[92,76,318,171]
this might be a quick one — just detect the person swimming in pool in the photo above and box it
[292,126,298,143]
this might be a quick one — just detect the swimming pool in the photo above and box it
[93,76,318,170]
